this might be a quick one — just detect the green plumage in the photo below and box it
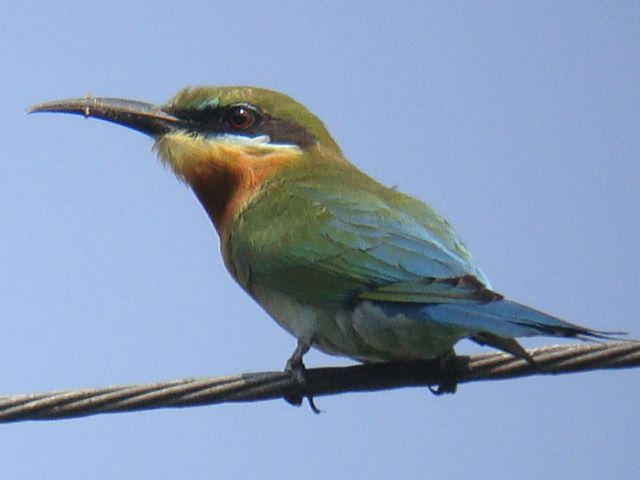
[169,86,343,154]
[31,85,616,368]
[229,162,487,306]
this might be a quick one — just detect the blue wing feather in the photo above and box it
[234,167,616,353]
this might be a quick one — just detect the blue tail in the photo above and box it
[378,299,620,358]
[422,299,616,339]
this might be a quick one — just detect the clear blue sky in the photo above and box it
[2,2,638,478]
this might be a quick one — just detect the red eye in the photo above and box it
[228,106,255,130]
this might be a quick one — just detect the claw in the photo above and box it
[427,351,459,395]
[283,338,321,413]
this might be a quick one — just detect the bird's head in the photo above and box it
[30,86,347,233]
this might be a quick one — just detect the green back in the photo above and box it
[229,163,488,306]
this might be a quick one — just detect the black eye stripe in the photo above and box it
[166,104,316,149]
[169,104,259,128]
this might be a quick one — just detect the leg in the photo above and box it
[285,337,311,376]
[427,350,459,395]
[283,338,320,413]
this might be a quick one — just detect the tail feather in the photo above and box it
[471,332,533,361]
[378,299,624,343]
[507,317,622,341]
[445,299,620,339]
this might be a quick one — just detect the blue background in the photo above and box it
[2,2,639,478]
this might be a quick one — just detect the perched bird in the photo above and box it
[30,87,615,398]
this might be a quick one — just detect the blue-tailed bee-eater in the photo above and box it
[30,87,617,399]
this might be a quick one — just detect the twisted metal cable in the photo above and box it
[1,341,637,423]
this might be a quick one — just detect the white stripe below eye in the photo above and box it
[210,133,271,144]
[206,133,301,151]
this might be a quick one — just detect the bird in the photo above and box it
[29,86,617,401]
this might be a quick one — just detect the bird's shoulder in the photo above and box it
[227,164,489,303]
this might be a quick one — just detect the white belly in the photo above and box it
[252,287,463,362]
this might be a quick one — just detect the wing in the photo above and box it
[229,165,490,305]
[229,165,618,356]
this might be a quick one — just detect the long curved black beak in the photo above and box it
[28,96,186,136]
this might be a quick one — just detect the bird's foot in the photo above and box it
[283,339,321,413]
[427,351,460,395]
